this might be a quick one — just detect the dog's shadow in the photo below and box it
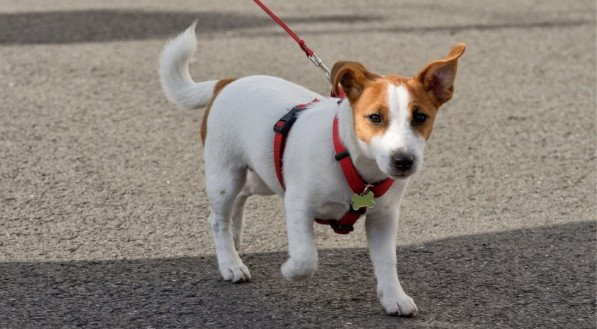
[1,221,594,328]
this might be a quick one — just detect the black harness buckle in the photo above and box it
[334,150,350,161]
[329,220,355,233]
[273,106,307,135]
[274,107,303,135]
[273,99,321,135]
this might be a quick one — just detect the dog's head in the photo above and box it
[331,44,465,179]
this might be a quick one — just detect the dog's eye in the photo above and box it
[368,114,383,125]
[412,110,427,126]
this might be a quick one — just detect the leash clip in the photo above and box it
[253,0,335,86]
[308,53,332,83]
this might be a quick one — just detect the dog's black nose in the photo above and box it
[392,152,414,171]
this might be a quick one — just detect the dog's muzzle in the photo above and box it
[389,152,416,178]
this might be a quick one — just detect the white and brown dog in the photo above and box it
[159,23,464,316]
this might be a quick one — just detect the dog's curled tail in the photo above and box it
[159,21,217,110]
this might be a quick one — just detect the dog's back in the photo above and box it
[159,24,328,195]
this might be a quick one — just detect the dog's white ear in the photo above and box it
[331,61,379,102]
[416,43,465,106]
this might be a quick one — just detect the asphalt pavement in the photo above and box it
[0,0,595,328]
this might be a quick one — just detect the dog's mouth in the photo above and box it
[385,161,418,179]
[375,154,419,180]
[389,170,415,179]
[377,165,416,179]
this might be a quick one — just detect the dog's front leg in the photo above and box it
[280,195,318,280]
[366,210,418,316]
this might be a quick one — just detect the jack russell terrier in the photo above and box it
[159,23,464,316]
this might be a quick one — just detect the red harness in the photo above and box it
[273,100,394,234]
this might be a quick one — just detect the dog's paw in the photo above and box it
[281,258,317,281]
[378,289,419,317]
[218,259,251,283]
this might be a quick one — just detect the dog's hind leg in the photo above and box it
[231,189,250,251]
[232,170,275,250]
[205,164,251,283]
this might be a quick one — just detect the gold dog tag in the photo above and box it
[351,190,375,210]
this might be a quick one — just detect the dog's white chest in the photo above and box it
[312,201,349,220]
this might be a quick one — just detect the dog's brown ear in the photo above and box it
[331,61,379,102]
[416,43,465,106]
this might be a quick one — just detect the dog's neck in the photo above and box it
[336,101,391,184]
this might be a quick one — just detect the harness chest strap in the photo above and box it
[273,100,320,190]
[273,101,394,234]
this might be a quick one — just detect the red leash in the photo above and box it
[253,0,333,84]
[253,0,314,57]
[258,1,387,234]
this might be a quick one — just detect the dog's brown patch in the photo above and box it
[331,61,379,102]
[351,75,448,143]
[200,78,236,144]
[351,79,390,144]
[415,43,465,107]
[331,61,389,144]
[331,43,464,143]
[406,79,440,140]
[386,77,442,140]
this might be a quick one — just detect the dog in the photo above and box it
[159,22,464,316]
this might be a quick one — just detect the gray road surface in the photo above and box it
[1,0,595,328]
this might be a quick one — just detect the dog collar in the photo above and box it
[273,100,394,234]
[331,115,394,202]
